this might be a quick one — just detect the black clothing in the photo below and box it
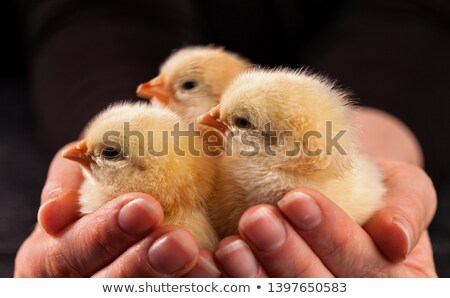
[1,0,449,277]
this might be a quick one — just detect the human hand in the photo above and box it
[214,158,437,277]
[14,143,220,277]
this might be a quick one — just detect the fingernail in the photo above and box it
[118,199,160,235]
[42,182,61,201]
[240,207,286,251]
[46,188,61,199]
[215,240,259,277]
[278,191,322,230]
[197,256,222,278]
[148,230,198,274]
[37,197,57,227]
[393,218,413,256]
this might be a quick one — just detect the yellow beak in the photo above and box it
[136,75,170,106]
[197,106,228,133]
[62,140,92,168]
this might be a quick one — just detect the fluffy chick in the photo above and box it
[136,46,250,123]
[63,102,218,250]
[199,68,385,237]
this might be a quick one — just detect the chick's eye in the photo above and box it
[234,117,252,129]
[181,81,197,90]
[101,147,121,160]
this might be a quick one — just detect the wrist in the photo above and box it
[356,107,423,167]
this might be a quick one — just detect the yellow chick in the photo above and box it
[62,102,218,250]
[136,46,250,123]
[199,68,385,237]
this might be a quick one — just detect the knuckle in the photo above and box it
[292,259,316,278]
[88,224,120,261]
[44,243,83,277]
[93,237,116,260]
[361,265,395,278]
[321,231,353,262]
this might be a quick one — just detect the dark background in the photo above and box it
[0,1,45,276]
[1,0,449,277]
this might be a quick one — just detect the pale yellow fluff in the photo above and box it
[77,102,218,250]
[154,46,250,122]
[209,68,386,237]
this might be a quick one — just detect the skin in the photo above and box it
[14,143,220,278]
[214,107,437,277]
[14,108,437,277]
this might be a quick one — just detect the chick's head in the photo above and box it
[137,46,250,121]
[63,102,207,208]
[200,68,357,176]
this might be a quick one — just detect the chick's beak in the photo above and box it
[62,140,92,168]
[136,75,170,105]
[197,106,228,133]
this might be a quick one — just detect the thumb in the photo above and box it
[38,141,83,235]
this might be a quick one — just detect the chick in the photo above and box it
[136,46,250,122]
[199,68,385,237]
[62,102,218,250]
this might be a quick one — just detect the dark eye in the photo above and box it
[101,147,121,160]
[234,117,253,129]
[181,81,197,90]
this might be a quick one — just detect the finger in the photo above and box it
[402,231,437,277]
[237,205,334,277]
[93,225,199,278]
[214,236,268,278]
[41,142,83,203]
[184,249,222,278]
[278,189,400,277]
[14,226,46,277]
[38,142,84,234]
[39,193,163,277]
[364,159,437,262]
